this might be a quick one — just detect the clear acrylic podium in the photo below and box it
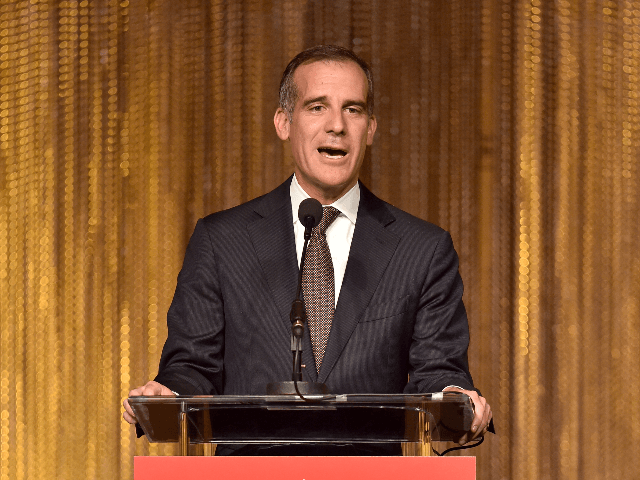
[128,392,475,457]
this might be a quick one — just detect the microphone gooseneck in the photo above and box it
[295,198,322,301]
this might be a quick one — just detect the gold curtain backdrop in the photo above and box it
[0,0,639,478]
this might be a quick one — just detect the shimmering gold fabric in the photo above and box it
[1,0,639,478]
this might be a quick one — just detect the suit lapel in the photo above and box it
[246,176,319,382]
[317,184,400,383]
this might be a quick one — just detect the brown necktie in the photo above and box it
[302,206,341,372]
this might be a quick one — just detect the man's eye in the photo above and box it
[346,107,361,114]
[310,105,323,111]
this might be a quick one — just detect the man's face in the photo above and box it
[274,60,377,203]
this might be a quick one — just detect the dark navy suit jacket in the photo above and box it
[155,177,475,397]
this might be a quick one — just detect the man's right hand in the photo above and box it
[122,380,175,425]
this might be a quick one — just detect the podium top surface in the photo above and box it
[129,392,468,406]
[129,393,474,444]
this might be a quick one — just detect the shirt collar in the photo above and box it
[290,174,360,226]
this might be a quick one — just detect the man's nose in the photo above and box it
[325,109,346,134]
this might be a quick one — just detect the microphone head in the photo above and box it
[298,198,323,230]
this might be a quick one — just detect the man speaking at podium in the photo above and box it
[123,45,492,454]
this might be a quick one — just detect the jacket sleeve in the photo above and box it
[405,230,475,394]
[154,219,225,395]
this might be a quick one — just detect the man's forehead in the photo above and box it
[298,57,364,72]
[293,59,368,96]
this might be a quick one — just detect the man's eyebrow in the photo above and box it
[343,100,367,109]
[302,96,328,108]
[301,96,368,110]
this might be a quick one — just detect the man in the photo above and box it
[124,45,492,452]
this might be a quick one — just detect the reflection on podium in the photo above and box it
[129,392,477,479]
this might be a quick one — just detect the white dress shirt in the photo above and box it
[290,174,359,308]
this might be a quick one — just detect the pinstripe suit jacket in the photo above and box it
[154,177,475,395]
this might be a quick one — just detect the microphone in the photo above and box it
[266,197,330,396]
[290,198,322,340]
[298,198,323,232]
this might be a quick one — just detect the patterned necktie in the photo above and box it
[302,206,341,372]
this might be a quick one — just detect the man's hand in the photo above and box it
[122,381,175,425]
[443,386,492,445]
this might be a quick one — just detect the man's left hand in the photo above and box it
[443,386,492,445]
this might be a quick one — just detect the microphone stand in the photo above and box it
[290,228,311,382]
[266,219,330,396]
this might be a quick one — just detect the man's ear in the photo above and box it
[274,108,290,141]
[366,115,377,145]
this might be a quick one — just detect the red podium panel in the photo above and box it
[134,456,475,480]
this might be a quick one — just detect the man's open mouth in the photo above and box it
[318,147,347,159]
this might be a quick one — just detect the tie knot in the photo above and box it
[316,206,341,235]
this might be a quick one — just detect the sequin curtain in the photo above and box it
[1,1,638,479]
